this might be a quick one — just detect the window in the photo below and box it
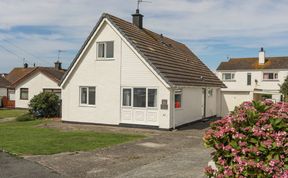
[175,90,182,109]
[222,73,235,81]
[80,87,96,106]
[43,89,61,98]
[247,73,252,85]
[122,88,158,108]
[148,89,157,107]
[20,88,28,100]
[207,88,213,97]
[97,41,114,59]
[263,72,278,80]
[133,88,146,107]
[122,88,132,106]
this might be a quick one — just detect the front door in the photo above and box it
[202,88,206,118]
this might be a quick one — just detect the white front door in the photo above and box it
[120,87,158,126]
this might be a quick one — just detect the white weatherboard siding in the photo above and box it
[0,88,6,97]
[15,72,60,108]
[174,87,219,127]
[62,21,171,128]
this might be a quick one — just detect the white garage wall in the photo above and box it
[221,91,252,116]
[15,72,60,108]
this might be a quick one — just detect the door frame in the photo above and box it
[202,88,207,118]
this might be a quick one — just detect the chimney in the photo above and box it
[54,61,62,70]
[24,63,28,68]
[132,9,143,29]
[258,47,266,64]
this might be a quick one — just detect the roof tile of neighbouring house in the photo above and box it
[0,76,10,88]
[217,57,288,71]
[61,13,225,88]
[6,67,66,87]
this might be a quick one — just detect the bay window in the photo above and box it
[122,88,157,108]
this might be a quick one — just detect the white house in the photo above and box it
[5,62,65,108]
[60,11,224,129]
[216,48,288,116]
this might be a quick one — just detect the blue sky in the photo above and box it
[0,0,288,73]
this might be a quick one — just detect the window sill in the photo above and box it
[121,106,158,110]
[79,104,96,108]
[175,108,183,110]
[20,99,28,100]
[96,58,115,61]
[262,80,279,82]
[223,80,236,82]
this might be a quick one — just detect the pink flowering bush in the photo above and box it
[203,101,288,177]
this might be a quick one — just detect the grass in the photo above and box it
[0,109,28,119]
[0,120,144,155]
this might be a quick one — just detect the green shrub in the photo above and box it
[16,113,35,122]
[29,92,60,118]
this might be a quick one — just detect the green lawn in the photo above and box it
[0,120,144,155]
[0,109,28,119]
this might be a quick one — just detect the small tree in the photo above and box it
[280,76,288,102]
[29,92,60,118]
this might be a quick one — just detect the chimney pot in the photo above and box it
[24,63,28,68]
[132,9,144,29]
[54,61,62,70]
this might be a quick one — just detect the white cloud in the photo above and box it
[0,0,288,72]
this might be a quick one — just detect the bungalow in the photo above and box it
[4,62,65,108]
[60,11,224,129]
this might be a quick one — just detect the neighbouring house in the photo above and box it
[4,62,65,108]
[216,48,288,115]
[60,11,224,129]
[0,76,10,97]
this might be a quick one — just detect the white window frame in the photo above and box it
[121,87,158,109]
[263,72,278,81]
[207,88,213,97]
[96,41,114,60]
[222,73,235,81]
[174,89,182,109]
[79,86,96,107]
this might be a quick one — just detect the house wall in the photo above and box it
[217,69,288,116]
[61,21,171,128]
[174,87,219,127]
[0,88,7,97]
[15,72,60,108]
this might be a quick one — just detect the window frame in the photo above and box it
[43,88,61,98]
[96,41,114,60]
[20,88,29,100]
[174,90,182,109]
[222,73,235,81]
[247,73,252,86]
[79,86,96,107]
[263,72,278,81]
[207,88,213,97]
[121,87,158,109]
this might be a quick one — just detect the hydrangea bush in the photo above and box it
[203,101,288,177]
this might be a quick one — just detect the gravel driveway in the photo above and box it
[23,120,214,178]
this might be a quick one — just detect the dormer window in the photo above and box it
[222,73,235,81]
[97,41,114,59]
[263,72,278,80]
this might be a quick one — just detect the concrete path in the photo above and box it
[0,152,64,178]
[25,120,214,178]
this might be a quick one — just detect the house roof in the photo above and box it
[217,57,288,71]
[0,76,10,88]
[6,67,65,88]
[60,13,224,88]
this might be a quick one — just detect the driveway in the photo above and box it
[24,120,214,178]
[0,151,63,178]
